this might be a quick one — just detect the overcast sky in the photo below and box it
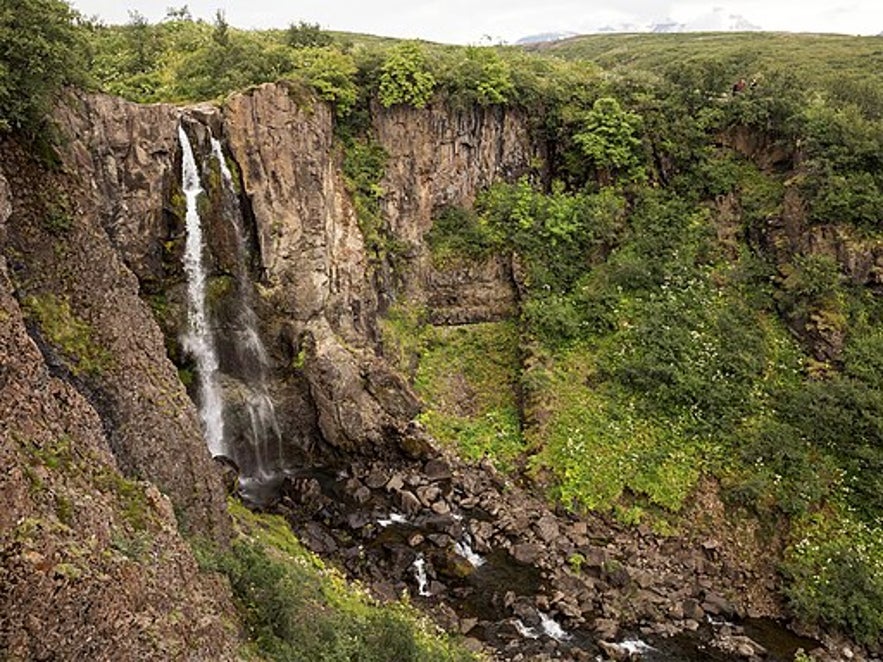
[69,0,883,44]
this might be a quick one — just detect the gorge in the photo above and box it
[3,19,883,662]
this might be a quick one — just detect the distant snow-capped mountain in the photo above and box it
[588,8,763,35]
[516,31,578,44]
[682,7,761,31]
[518,9,762,44]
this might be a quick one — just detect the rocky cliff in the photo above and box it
[0,156,241,659]
[0,84,540,659]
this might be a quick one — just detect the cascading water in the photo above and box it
[179,125,225,457]
[210,136,284,495]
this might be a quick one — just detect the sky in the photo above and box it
[69,0,883,44]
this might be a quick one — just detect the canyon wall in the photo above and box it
[0,85,539,657]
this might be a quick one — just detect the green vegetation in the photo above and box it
[390,33,883,646]
[23,293,112,376]
[196,501,477,661]
[0,0,86,136]
[378,41,436,108]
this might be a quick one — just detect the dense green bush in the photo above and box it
[784,515,883,645]
[573,97,647,185]
[0,0,86,136]
[378,41,436,108]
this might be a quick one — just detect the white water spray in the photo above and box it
[179,126,225,456]
[378,512,409,528]
[211,136,282,479]
[539,612,571,642]
[617,638,657,656]
[413,554,431,597]
[454,536,486,567]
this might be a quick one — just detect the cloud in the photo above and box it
[69,0,883,41]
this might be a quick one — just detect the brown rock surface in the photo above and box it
[0,219,242,659]
[375,103,538,322]
[2,137,229,539]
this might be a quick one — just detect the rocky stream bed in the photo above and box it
[233,436,841,662]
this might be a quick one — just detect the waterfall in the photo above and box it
[210,136,283,484]
[179,126,225,456]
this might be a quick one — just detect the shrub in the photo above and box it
[0,0,87,136]
[573,97,647,185]
[783,514,883,646]
[378,41,436,109]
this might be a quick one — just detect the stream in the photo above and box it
[268,457,820,661]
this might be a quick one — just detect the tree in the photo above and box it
[0,0,86,136]
[573,97,646,185]
[378,42,436,109]
[286,20,332,49]
[212,10,229,47]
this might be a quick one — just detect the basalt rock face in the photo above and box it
[222,84,406,453]
[0,167,242,658]
[0,84,541,658]
[9,111,229,540]
[375,103,538,322]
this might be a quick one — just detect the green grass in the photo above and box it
[533,32,883,89]
[195,501,479,662]
[22,293,112,377]
[413,322,525,471]
[526,345,708,518]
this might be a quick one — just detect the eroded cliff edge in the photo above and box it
[4,82,870,660]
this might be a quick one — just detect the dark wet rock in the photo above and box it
[302,521,339,554]
[386,473,405,492]
[602,563,631,589]
[365,468,389,489]
[535,514,560,543]
[431,500,452,515]
[460,617,479,634]
[682,598,706,622]
[516,607,542,630]
[511,543,543,565]
[434,549,475,580]
[703,591,736,618]
[347,511,373,529]
[398,490,422,515]
[417,484,442,507]
[425,458,453,481]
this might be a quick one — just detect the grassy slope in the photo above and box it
[533,32,883,83]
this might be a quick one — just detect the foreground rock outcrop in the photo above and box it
[0,166,242,659]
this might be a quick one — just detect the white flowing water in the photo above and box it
[211,136,282,478]
[454,536,486,567]
[617,638,657,656]
[539,612,571,642]
[378,512,409,527]
[179,126,225,456]
[413,554,431,597]
[514,620,540,640]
